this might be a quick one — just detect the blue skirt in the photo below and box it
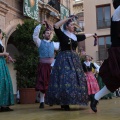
[45,51,88,105]
[0,57,14,106]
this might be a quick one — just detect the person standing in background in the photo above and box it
[0,29,14,112]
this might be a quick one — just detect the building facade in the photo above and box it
[84,0,114,62]
[73,0,85,51]
[0,0,72,95]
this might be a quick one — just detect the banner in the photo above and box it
[60,4,70,20]
[23,0,39,20]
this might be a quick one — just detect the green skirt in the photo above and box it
[0,56,14,106]
[97,75,113,99]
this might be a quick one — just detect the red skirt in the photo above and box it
[35,62,51,93]
[86,72,100,95]
[99,47,120,92]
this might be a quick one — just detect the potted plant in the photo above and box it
[13,19,45,104]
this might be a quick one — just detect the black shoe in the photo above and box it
[49,104,53,106]
[90,94,98,113]
[61,105,65,109]
[109,97,112,99]
[39,102,44,108]
[0,107,13,112]
[61,105,70,111]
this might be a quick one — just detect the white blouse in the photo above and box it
[112,5,120,21]
[84,61,91,67]
[33,24,60,50]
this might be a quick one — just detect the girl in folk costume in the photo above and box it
[0,29,14,112]
[90,0,120,112]
[45,15,96,111]
[82,56,99,97]
[33,21,59,108]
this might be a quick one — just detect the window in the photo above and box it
[98,36,111,60]
[96,5,111,29]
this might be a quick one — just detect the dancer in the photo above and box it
[82,56,99,98]
[96,61,113,99]
[90,0,120,112]
[33,21,59,108]
[0,29,14,112]
[45,16,96,110]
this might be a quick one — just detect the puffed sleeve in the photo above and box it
[33,24,41,48]
[82,63,87,72]
[76,34,86,42]
[54,27,65,41]
[91,63,96,69]
[53,42,60,50]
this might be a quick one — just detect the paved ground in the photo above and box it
[0,97,120,120]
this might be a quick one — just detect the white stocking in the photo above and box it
[40,91,45,103]
[95,86,111,101]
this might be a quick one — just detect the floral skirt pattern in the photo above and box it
[45,51,88,105]
[0,57,14,106]
[85,72,99,95]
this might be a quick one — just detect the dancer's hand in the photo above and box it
[69,15,78,21]
[3,52,9,57]
[93,33,98,38]
[7,55,16,63]
[40,20,46,26]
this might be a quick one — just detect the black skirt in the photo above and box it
[99,47,120,92]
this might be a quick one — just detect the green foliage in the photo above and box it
[2,31,6,39]
[13,19,45,88]
[52,33,58,42]
[80,55,86,63]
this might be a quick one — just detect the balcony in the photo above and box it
[73,0,83,5]
[48,0,60,12]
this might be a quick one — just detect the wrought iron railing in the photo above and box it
[48,0,60,12]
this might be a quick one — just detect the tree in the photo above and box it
[13,19,45,88]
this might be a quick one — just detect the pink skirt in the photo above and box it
[85,72,100,95]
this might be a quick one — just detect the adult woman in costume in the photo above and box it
[45,16,96,110]
[0,29,14,112]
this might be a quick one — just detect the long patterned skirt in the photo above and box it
[99,47,120,92]
[85,72,99,95]
[0,57,14,106]
[45,51,88,105]
[35,62,51,93]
